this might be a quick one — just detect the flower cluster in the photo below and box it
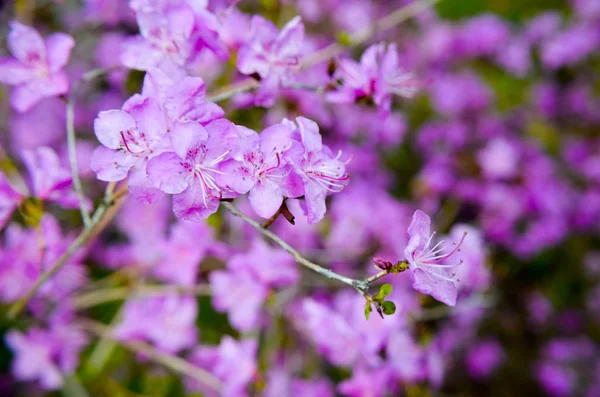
[0,0,598,396]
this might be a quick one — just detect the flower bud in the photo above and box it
[373,256,394,271]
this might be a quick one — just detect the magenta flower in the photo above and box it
[121,4,195,70]
[147,119,240,221]
[228,238,298,288]
[237,16,304,106]
[466,339,505,380]
[387,331,426,383]
[122,1,227,71]
[0,215,86,304]
[187,337,257,397]
[225,123,295,218]
[404,210,466,306]
[338,365,392,397]
[209,270,268,331]
[22,146,84,209]
[114,294,198,353]
[208,237,296,331]
[141,68,224,127]
[0,147,90,228]
[284,117,349,224]
[5,308,87,390]
[0,21,74,112]
[327,43,419,113]
[91,95,170,202]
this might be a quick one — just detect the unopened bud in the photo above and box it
[373,257,394,271]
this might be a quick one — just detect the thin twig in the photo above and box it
[66,67,119,227]
[364,270,389,285]
[206,78,260,102]
[73,284,212,309]
[66,87,90,227]
[222,202,370,291]
[262,207,282,229]
[7,183,125,319]
[80,320,222,393]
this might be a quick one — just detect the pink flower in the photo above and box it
[284,117,349,224]
[6,311,87,390]
[141,67,224,127]
[0,21,74,112]
[404,210,466,306]
[187,337,257,397]
[90,95,170,203]
[236,16,304,106]
[224,122,295,219]
[114,294,198,353]
[327,43,419,113]
[0,147,90,228]
[146,119,240,221]
[122,1,227,71]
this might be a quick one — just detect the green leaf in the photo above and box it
[382,301,396,315]
[374,284,393,302]
[364,301,372,320]
[380,284,393,297]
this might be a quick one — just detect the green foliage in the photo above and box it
[382,301,396,315]
[364,301,372,320]
[374,284,393,301]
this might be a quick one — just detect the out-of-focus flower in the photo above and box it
[210,238,297,331]
[188,336,257,397]
[237,16,304,107]
[541,24,600,69]
[466,339,505,380]
[5,308,87,390]
[114,294,198,353]
[338,365,392,397]
[327,43,419,113]
[0,21,74,112]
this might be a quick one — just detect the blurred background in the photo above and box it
[0,0,599,396]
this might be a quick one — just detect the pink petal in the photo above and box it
[170,120,209,160]
[94,109,136,150]
[45,33,75,72]
[8,21,46,67]
[0,57,34,85]
[274,16,304,59]
[10,72,68,112]
[172,183,219,222]
[147,152,190,194]
[412,268,457,306]
[128,165,165,204]
[296,116,322,153]
[248,179,283,219]
[90,146,136,181]
[304,182,326,224]
[260,123,292,158]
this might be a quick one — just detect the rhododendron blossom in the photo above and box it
[0,22,74,112]
[0,0,598,396]
[404,210,466,306]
